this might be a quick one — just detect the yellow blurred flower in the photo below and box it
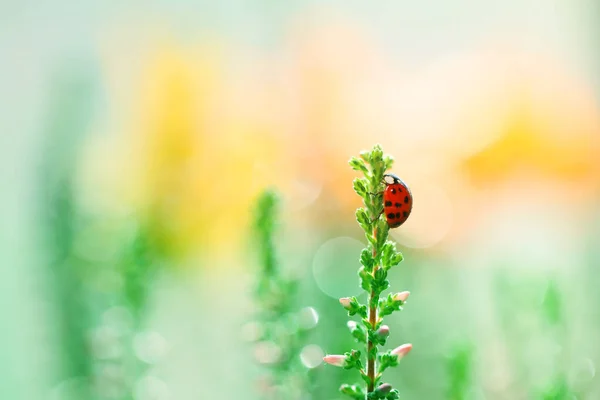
[82,43,285,263]
[462,57,600,188]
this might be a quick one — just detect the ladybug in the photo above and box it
[382,174,413,228]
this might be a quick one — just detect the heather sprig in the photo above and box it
[249,190,319,399]
[324,145,412,400]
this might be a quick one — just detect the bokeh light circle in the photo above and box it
[312,236,364,299]
[254,341,282,364]
[134,376,170,400]
[389,181,453,248]
[133,331,169,364]
[297,307,319,330]
[240,321,264,342]
[300,344,324,369]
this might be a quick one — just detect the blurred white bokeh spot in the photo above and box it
[312,236,364,298]
[297,307,319,330]
[300,344,324,369]
[89,326,123,360]
[102,306,133,333]
[134,376,170,400]
[390,181,453,248]
[240,321,264,342]
[133,331,169,364]
[254,341,282,364]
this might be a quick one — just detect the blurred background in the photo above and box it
[2,1,600,399]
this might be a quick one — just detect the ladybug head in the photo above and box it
[383,173,402,185]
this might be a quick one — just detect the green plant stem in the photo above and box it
[367,226,379,393]
[367,288,377,392]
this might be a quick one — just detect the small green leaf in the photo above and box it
[343,349,363,370]
[390,251,403,266]
[369,293,380,309]
[360,150,371,162]
[369,325,390,346]
[360,248,375,271]
[359,267,373,291]
[360,370,372,386]
[356,207,371,232]
[368,345,378,361]
[381,242,393,265]
[371,144,383,164]
[361,317,372,329]
[347,321,367,344]
[368,385,393,400]
[343,296,368,319]
[365,232,377,247]
[376,219,389,248]
[349,157,370,174]
[378,351,399,374]
[381,241,403,270]
[340,384,366,400]
[383,155,394,171]
[353,178,369,197]
[371,268,389,295]
[378,293,404,317]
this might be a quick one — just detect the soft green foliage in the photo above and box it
[327,145,411,399]
[540,376,570,400]
[251,190,318,399]
[445,344,473,400]
[255,189,278,277]
[541,280,562,326]
[537,281,576,399]
[378,293,405,318]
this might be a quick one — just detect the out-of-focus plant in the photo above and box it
[249,190,319,399]
[41,69,165,400]
[537,281,575,400]
[445,343,473,400]
[323,145,413,400]
[41,69,99,399]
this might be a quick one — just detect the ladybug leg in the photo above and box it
[370,209,384,224]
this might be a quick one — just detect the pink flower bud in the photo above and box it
[393,291,410,302]
[377,325,390,338]
[339,297,352,309]
[323,354,346,367]
[376,383,392,394]
[391,343,413,359]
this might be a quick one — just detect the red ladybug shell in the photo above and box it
[383,174,413,228]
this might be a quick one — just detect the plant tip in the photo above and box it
[393,291,410,302]
[377,325,390,337]
[339,297,352,309]
[323,354,346,367]
[376,383,392,394]
[391,343,413,359]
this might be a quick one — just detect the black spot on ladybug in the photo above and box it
[403,211,408,218]
[395,202,401,208]
[395,212,400,218]
[404,196,409,203]
[385,201,392,207]
[391,188,396,194]
[387,213,395,219]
